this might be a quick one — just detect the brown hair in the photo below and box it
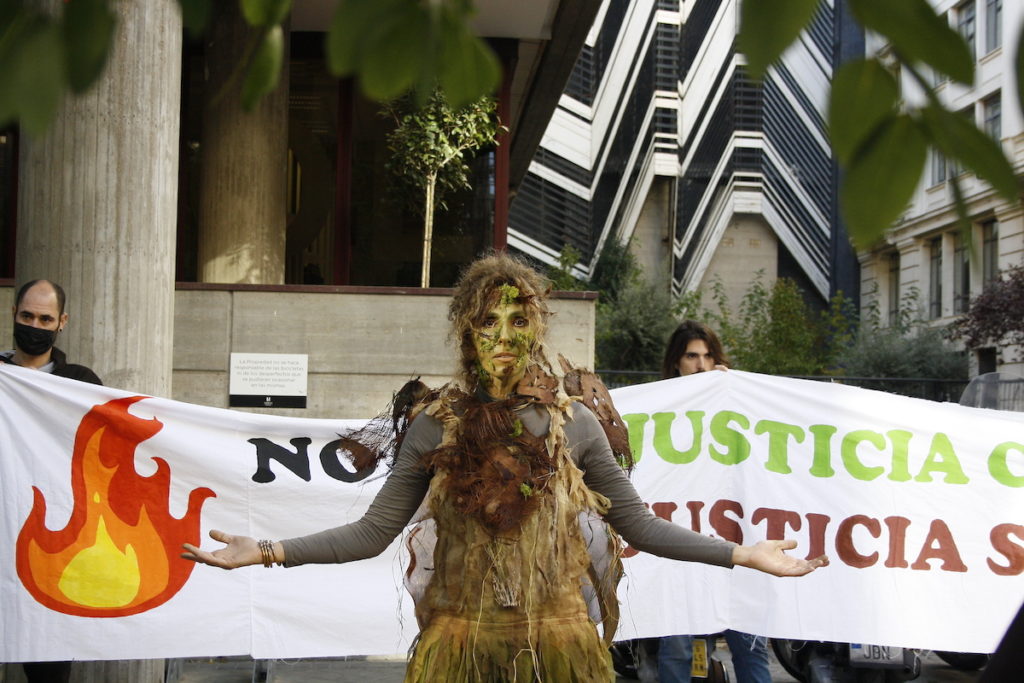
[449,252,552,390]
[661,319,729,379]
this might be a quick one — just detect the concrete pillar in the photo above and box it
[197,3,288,284]
[9,1,180,680]
[15,0,181,398]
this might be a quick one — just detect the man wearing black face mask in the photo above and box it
[1,279,101,385]
[1,279,100,683]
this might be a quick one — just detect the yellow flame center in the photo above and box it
[57,516,141,608]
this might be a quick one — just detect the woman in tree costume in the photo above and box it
[183,253,827,682]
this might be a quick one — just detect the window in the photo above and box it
[977,347,997,375]
[983,92,1001,140]
[982,219,999,284]
[929,237,943,319]
[932,13,951,86]
[177,34,496,287]
[948,107,975,177]
[985,0,1002,53]
[930,149,947,185]
[953,233,970,314]
[887,251,901,327]
[957,1,977,61]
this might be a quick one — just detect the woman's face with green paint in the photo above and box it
[472,300,535,395]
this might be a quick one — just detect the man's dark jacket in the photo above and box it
[0,346,102,385]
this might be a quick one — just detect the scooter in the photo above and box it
[771,639,920,683]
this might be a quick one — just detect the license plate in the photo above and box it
[849,643,906,668]
[691,637,709,677]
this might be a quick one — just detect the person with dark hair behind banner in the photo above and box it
[182,253,827,682]
[654,320,771,683]
[1,279,102,683]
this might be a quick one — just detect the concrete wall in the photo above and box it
[1,286,596,419]
[629,176,673,289]
[698,216,778,309]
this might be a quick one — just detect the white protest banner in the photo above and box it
[1,365,1021,662]
[611,371,1024,653]
[0,365,405,662]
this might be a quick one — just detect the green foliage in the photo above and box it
[594,278,678,372]
[739,0,1021,250]
[1017,28,1024,118]
[848,0,973,84]
[241,25,284,110]
[835,286,966,382]
[828,58,899,166]
[383,90,501,212]
[546,245,586,292]
[0,2,112,136]
[1,0,499,134]
[702,274,855,376]
[590,240,640,304]
[839,114,928,246]
[739,0,820,80]
[573,242,962,388]
[63,0,117,94]
[240,0,291,27]
[919,103,1018,200]
[837,326,967,382]
[549,242,677,372]
[326,0,499,107]
[673,275,962,384]
[382,89,502,286]
[179,0,213,36]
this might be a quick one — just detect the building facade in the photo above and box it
[508,0,861,308]
[858,0,1024,376]
[0,0,600,414]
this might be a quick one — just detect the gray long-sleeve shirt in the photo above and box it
[282,401,736,568]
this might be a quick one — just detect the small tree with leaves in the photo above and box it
[950,266,1024,352]
[383,90,503,287]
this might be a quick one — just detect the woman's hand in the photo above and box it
[181,529,280,570]
[732,540,829,577]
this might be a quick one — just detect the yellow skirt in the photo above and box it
[405,612,614,683]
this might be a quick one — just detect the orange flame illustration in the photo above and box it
[16,396,215,617]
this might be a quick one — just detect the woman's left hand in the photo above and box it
[732,539,829,577]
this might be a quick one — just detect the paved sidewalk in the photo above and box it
[172,647,983,682]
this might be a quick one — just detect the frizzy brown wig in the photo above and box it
[449,252,552,390]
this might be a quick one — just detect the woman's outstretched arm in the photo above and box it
[182,414,441,569]
[568,404,828,575]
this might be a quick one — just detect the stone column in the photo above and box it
[197,4,288,284]
[15,0,181,398]
[10,1,181,681]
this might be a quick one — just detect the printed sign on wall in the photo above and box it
[229,353,308,409]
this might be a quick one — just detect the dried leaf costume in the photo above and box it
[280,368,736,682]
[278,255,737,682]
